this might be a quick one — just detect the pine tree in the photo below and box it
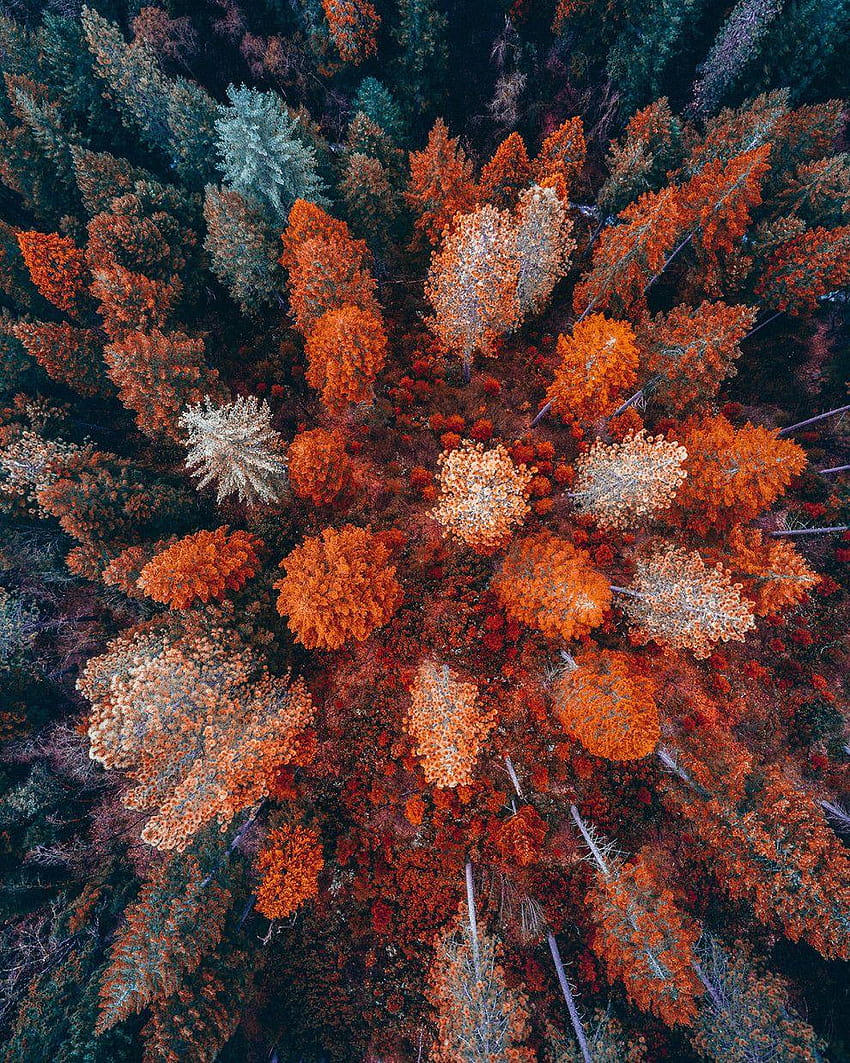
[97,849,231,1031]
[617,547,756,658]
[80,621,314,851]
[104,330,223,441]
[179,395,289,505]
[425,204,521,377]
[572,431,688,529]
[492,533,612,642]
[406,119,478,245]
[406,660,494,788]
[214,85,327,228]
[552,649,660,760]
[203,185,282,313]
[275,525,403,649]
[138,528,262,609]
[431,440,532,552]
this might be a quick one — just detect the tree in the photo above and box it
[214,85,326,228]
[663,746,850,960]
[572,185,684,316]
[689,936,826,1063]
[281,199,379,335]
[352,78,404,139]
[431,441,532,552]
[392,0,448,119]
[202,186,281,313]
[406,119,477,245]
[79,621,314,851]
[534,117,587,199]
[255,825,324,920]
[11,321,109,398]
[552,649,659,760]
[97,849,231,1032]
[514,185,575,316]
[427,902,535,1061]
[545,315,639,427]
[572,430,688,528]
[719,525,818,616]
[584,840,703,1026]
[275,525,402,650]
[670,414,807,532]
[691,0,783,115]
[618,547,755,658]
[340,153,399,243]
[14,231,86,315]
[321,0,380,63]
[598,99,683,216]
[104,330,223,441]
[179,395,288,505]
[304,304,388,411]
[492,533,612,641]
[406,660,494,788]
[89,263,182,341]
[137,527,262,609]
[425,204,521,377]
[480,132,533,209]
[35,448,191,546]
[756,225,850,312]
[637,300,756,412]
[287,427,353,505]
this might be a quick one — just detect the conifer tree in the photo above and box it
[215,84,327,227]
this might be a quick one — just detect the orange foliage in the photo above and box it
[255,825,324,920]
[321,0,379,63]
[553,649,659,760]
[671,414,807,532]
[89,262,182,340]
[534,117,586,199]
[281,200,379,335]
[587,849,703,1025]
[406,660,494,788]
[287,427,353,505]
[104,329,222,440]
[304,304,387,411]
[678,146,770,261]
[667,749,850,961]
[15,230,87,314]
[431,440,531,552]
[757,224,850,312]
[546,314,639,426]
[138,527,262,609]
[406,120,478,244]
[638,300,756,411]
[494,806,547,867]
[720,526,818,616]
[275,524,402,649]
[479,132,532,209]
[492,532,612,641]
[572,185,684,315]
[80,624,314,851]
[12,321,108,397]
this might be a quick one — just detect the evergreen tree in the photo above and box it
[214,84,327,228]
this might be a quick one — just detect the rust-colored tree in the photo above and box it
[492,532,612,642]
[255,824,324,920]
[552,649,660,760]
[137,527,262,609]
[275,524,402,649]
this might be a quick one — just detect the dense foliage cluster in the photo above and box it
[1,2,850,1062]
